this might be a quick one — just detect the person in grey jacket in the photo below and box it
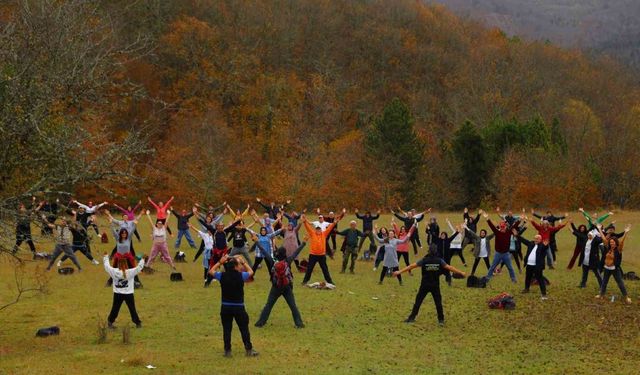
[464,225,495,276]
[373,224,415,285]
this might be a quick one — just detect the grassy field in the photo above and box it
[1,212,640,374]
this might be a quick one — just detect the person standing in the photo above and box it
[172,207,197,250]
[254,240,308,328]
[530,216,567,269]
[465,227,494,276]
[446,218,466,267]
[373,224,415,285]
[394,246,466,326]
[103,253,145,329]
[44,216,82,271]
[355,209,380,259]
[462,207,481,251]
[482,211,519,284]
[514,231,550,300]
[573,226,602,288]
[336,221,366,274]
[148,196,174,235]
[144,210,176,270]
[595,224,632,304]
[391,220,412,273]
[112,201,143,241]
[567,222,589,270]
[209,255,259,357]
[301,212,343,285]
[13,201,42,257]
[393,208,427,254]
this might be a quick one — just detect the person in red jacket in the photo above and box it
[482,210,519,284]
[529,216,567,269]
[148,196,174,235]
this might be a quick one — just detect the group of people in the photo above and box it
[10,197,635,356]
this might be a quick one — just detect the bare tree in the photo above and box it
[0,0,155,311]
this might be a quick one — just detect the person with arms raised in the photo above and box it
[394,245,466,326]
[209,255,259,357]
[300,210,345,286]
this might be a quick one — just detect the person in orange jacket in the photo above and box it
[300,209,345,286]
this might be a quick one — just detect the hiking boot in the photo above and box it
[107,322,117,330]
[377,281,382,285]
[245,349,259,357]
[295,324,305,329]
[541,296,548,301]
[625,297,632,304]
[403,318,415,323]
[223,350,232,358]
[91,259,99,265]
[254,322,265,328]
[136,323,142,328]
[549,265,555,270]
[595,294,602,299]
[438,320,445,327]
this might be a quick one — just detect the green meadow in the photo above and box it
[1,212,639,374]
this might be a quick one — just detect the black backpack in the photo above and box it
[36,326,60,337]
[466,275,487,288]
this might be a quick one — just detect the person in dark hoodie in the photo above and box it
[394,245,466,326]
[431,227,460,286]
[355,208,380,258]
[209,254,259,357]
[254,239,308,328]
[567,221,589,270]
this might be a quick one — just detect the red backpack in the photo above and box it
[272,260,293,288]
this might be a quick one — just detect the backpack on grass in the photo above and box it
[488,292,515,310]
[466,275,487,288]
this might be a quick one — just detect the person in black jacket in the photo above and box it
[432,230,459,286]
[462,207,480,251]
[393,246,466,326]
[426,217,439,246]
[355,209,380,258]
[514,230,549,299]
[171,207,196,249]
[573,227,602,288]
[209,254,259,357]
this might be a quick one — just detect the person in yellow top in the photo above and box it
[300,209,345,286]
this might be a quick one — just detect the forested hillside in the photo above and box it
[2,0,640,209]
[431,0,640,70]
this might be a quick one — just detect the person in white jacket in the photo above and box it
[103,254,145,329]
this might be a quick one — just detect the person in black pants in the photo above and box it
[514,230,549,299]
[13,202,42,256]
[355,209,380,258]
[394,246,466,326]
[574,227,602,288]
[209,254,259,357]
[432,230,459,286]
[103,254,145,329]
[255,240,307,328]
[462,207,480,251]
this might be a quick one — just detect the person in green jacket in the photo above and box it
[337,221,366,274]
[578,208,613,230]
